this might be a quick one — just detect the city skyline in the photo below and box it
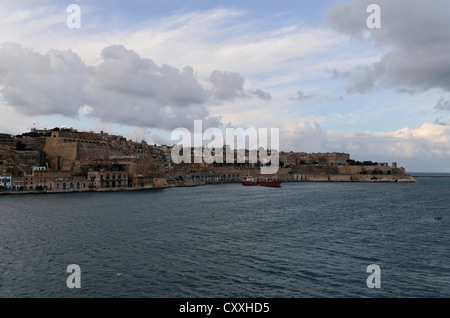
[0,0,449,172]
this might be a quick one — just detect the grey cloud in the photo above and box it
[434,118,450,126]
[327,0,450,49]
[0,43,272,130]
[96,45,206,106]
[0,43,233,130]
[88,45,221,130]
[326,0,450,94]
[209,70,246,100]
[0,42,88,117]
[435,97,450,111]
[209,70,272,101]
[331,65,381,94]
[249,89,272,101]
[289,90,315,101]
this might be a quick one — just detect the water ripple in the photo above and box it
[1,179,450,297]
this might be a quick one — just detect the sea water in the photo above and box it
[0,177,449,297]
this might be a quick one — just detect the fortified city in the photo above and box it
[0,127,415,193]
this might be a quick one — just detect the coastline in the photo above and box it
[0,174,416,195]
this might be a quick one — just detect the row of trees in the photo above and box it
[360,170,392,175]
[347,159,379,166]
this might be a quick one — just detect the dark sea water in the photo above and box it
[1,177,450,298]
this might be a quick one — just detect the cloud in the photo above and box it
[209,70,271,101]
[95,45,206,105]
[338,123,450,160]
[289,90,315,101]
[434,118,450,126]
[279,120,450,171]
[87,45,221,130]
[435,97,450,111]
[0,103,34,135]
[331,65,382,94]
[0,42,88,117]
[280,120,327,153]
[209,70,246,100]
[0,43,278,131]
[249,89,272,101]
[326,0,450,94]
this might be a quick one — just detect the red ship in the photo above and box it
[242,176,282,187]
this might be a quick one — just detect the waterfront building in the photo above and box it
[0,175,12,190]
[87,171,129,189]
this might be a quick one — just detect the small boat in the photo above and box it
[242,176,282,187]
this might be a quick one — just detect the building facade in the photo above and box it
[0,175,11,190]
[87,171,129,189]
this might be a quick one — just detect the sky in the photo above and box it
[0,0,450,172]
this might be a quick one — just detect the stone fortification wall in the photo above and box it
[0,149,41,175]
[17,137,46,151]
[0,137,16,149]
[43,137,77,170]
[76,142,113,160]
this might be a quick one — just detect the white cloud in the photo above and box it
[0,103,34,135]
[281,120,327,153]
[278,120,450,171]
